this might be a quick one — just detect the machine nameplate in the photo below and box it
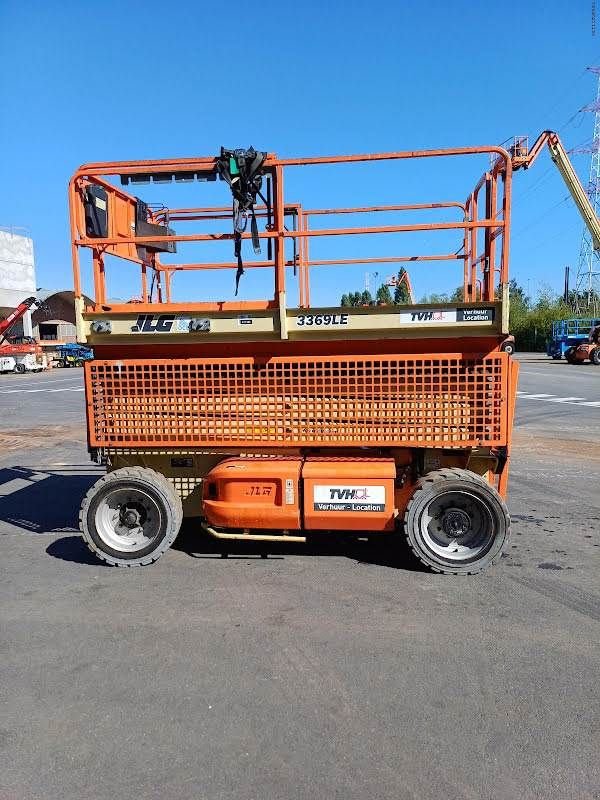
[296,313,349,327]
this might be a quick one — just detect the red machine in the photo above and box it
[0,296,44,372]
[565,322,600,364]
[0,296,38,344]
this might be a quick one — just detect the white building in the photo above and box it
[0,228,36,337]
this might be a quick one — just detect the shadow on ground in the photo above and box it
[0,465,427,573]
[46,521,428,572]
[0,465,99,534]
[46,535,101,565]
[174,523,427,571]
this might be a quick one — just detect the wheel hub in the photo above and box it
[119,504,144,529]
[441,508,471,537]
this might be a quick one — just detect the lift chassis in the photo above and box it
[69,140,528,573]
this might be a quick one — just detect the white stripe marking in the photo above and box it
[518,393,556,398]
[519,369,590,379]
[517,393,599,408]
[0,386,83,394]
[0,376,83,389]
[547,396,586,403]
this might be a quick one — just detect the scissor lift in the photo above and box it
[69,142,521,572]
[547,318,600,359]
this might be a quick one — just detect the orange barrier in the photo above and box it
[85,352,510,449]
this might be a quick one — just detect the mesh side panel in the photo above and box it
[86,355,507,448]
[171,476,202,500]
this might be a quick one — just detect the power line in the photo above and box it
[512,194,572,240]
[537,68,588,127]
[518,165,555,201]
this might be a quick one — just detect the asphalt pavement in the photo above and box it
[1,356,599,800]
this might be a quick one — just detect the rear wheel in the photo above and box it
[14,363,25,374]
[80,467,183,566]
[500,340,515,355]
[590,348,600,365]
[403,468,510,575]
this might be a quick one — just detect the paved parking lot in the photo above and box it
[1,357,599,800]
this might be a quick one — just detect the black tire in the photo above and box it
[590,348,600,365]
[551,353,561,360]
[564,347,578,365]
[14,363,26,374]
[80,466,183,566]
[500,340,515,355]
[403,468,510,575]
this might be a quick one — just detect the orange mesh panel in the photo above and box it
[85,354,508,448]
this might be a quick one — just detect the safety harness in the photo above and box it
[216,146,267,295]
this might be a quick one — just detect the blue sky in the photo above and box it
[0,0,598,306]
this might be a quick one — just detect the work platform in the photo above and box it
[70,142,517,466]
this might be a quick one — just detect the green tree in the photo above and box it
[393,268,411,305]
[419,292,450,304]
[340,293,349,307]
[376,284,393,305]
[361,290,373,306]
[504,280,590,351]
[508,278,530,311]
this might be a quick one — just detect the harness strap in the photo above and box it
[217,146,267,294]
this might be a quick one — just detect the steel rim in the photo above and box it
[419,488,495,562]
[94,487,163,552]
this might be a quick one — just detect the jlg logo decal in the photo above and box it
[130,315,191,333]
[313,485,385,512]
[131,314,175,333]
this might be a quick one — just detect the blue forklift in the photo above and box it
[546,318,600,359]
[54,343,94,368]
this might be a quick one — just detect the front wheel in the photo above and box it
[564,347,578,365]
[590,348,600,365]
[403,468,510,575]
[14,363,26,374]
[500,340,515,355]
[80,467,183,566]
